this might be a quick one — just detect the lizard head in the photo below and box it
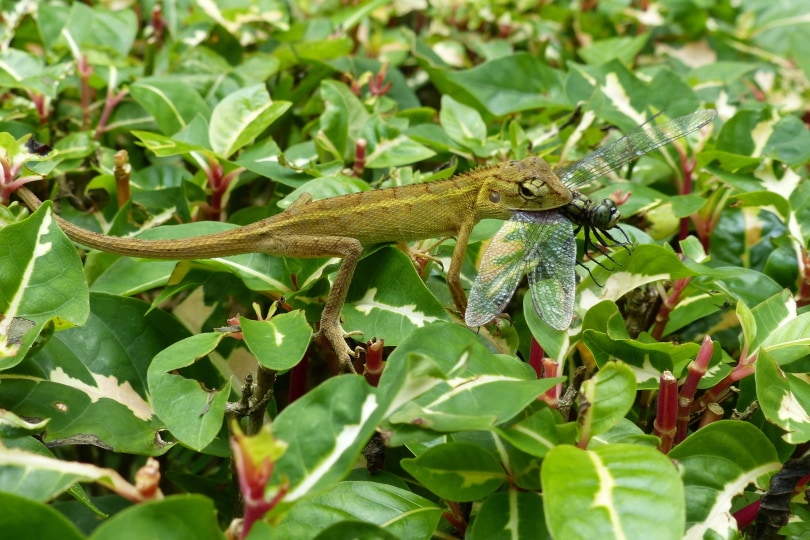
[476,157,572,217]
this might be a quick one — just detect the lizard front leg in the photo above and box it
[257,234,364,373]
[447,220,474,319]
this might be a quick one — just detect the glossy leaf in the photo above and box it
[401,442,506,501]
[542,444,684,539]
[756,350,810,444]
[0,492,84,539]
[270,481,441,539]
[241,311,312,371]
[0,294,178,455]
[343,248,451,347]
[90,495,224,540]
[268,376,385,508]
[468,490,549,540]
[0,445,145,503]
[147,332,231,452]
[209,84,291,158]
[130,78,211,136]
[580,361,637,439]
[0,203,89,366]
[669,421,781,539]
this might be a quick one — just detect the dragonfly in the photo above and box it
[465,109,717,330]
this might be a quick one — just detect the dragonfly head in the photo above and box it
[591,198,621,230]
[479,157,572,217]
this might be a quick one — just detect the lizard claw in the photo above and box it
[314,323,364,374]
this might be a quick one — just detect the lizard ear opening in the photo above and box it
[489,190,500,203]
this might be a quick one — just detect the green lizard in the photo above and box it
[16,157,572,372]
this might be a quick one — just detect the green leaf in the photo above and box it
[343,248,451,347]
[401,442,506,501]
[90,495,224,540]
[0,410,48,439]
[542,444,685,539]
[440,95,487,147]
[268,376,385,507]
[0,445,142,503]
[578,34,649,66]
[147,332,231,452]
[363,132,436,168]
[756,350,810,444]
[0,492,84,539]
[376,323,549,447]
[468,490,549,540]
[271,481,441,539]
[387,370,558,434]
[318,80,369,161]
[749,291,810,366]
[313,521,399,540]
[421,52,566,116]
[241,311,312,371]
[131,130,214,158]
[496,406,575,459]
[580,361,637,439]
[577,244,694,326]
[582,308,705,389]
[669,421,781,538]
[0,293,190,454]
[130,78,211,136]
[0,203,89,365]
[46,3,137,58]
[209,84,291,158]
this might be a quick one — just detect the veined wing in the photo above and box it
[558,110,717,189]
[466,211,575,330]
[525,213,576,330]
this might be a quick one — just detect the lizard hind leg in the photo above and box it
[261,234,366,373]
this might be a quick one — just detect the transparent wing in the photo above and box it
[525,215,576,330]
[466,211,574,328]
[558,110,716,188]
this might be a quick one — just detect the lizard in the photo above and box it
[15,157,573,372]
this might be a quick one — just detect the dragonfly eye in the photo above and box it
[519,183,537,199]
[593,199,620,229]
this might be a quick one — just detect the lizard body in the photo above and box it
[16,156,572,371]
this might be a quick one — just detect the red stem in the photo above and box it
[78,55,93,130]
[26,90,48,124]
[528,338,543,378]
[287,353,309,404]
[733,499,760,530]
[442,501,467,536]
[540,358,560,407]
[353,138,367,176]
[654,371,678,453]
[94,88,129,140]
[675,336,714,443]
[691,356,756,415]
[797,250,810,308]
[363,338,385,387]
[678,150,695,243]
[651,277,690,340]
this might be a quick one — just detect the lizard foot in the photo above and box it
[314,324,364,374]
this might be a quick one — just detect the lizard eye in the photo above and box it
[489,190,500,203]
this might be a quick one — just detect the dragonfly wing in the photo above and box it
[557,110,716,188]
[526,214,576,330]
[466,212,556,327]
